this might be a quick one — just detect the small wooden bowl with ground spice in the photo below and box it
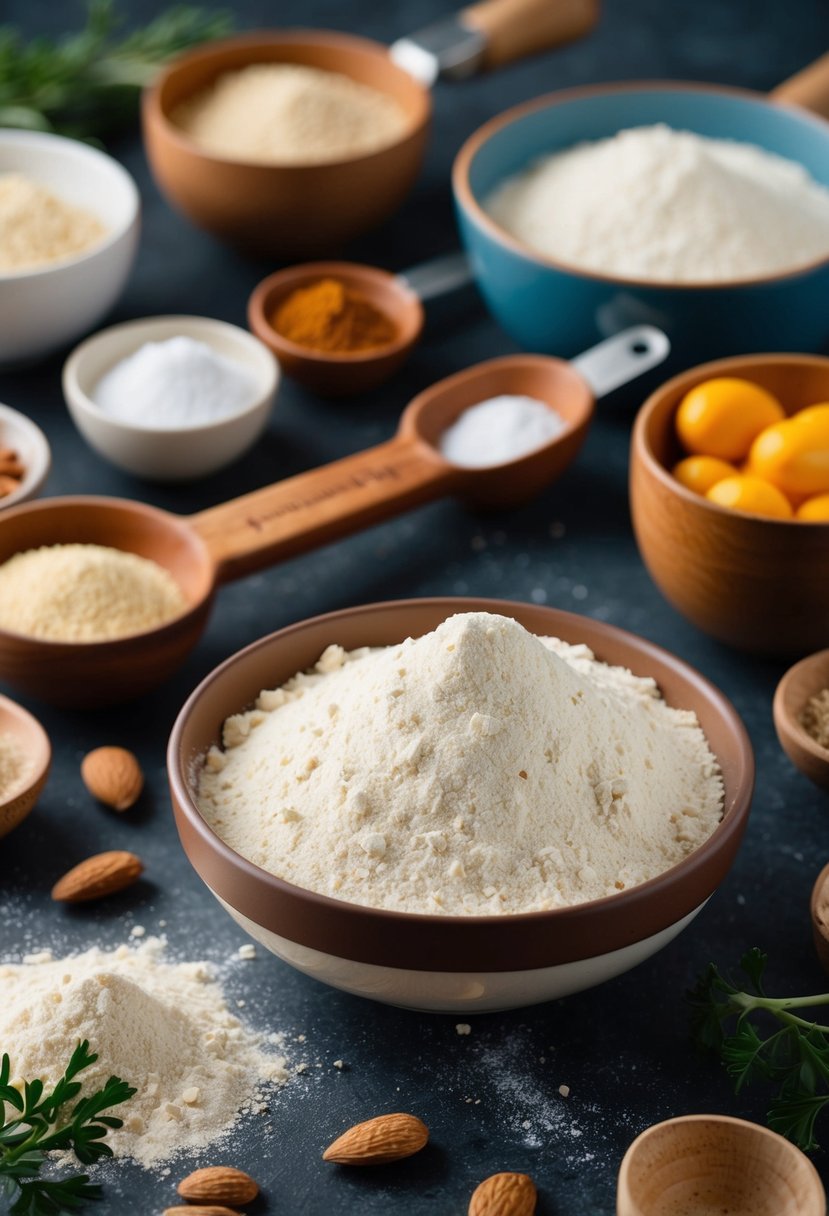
[248,261,423,396]
[0,693,50,839]
[774,650,829,791]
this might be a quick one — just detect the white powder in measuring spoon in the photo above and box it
[198,612,723,915]
[485,124,829,283]
[93,336,257,429]
[439,395,564,467]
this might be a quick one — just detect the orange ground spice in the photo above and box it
[271,278,397,354]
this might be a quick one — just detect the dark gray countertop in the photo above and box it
[2,1,829,1212]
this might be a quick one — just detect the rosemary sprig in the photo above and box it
[0,0,232,142]
[690,947,829,1151]
[0,1040,135,1215]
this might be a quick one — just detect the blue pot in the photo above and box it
[452,85,829,365]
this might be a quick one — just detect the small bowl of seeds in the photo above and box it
[774,649,829,791]
[0,403,50,511]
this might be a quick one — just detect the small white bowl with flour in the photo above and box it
[63,315,279,481]
[0,130,140,366]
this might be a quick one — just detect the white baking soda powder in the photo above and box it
[93,336,257,429]
[439,395,565,467]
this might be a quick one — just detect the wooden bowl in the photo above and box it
[169,597,754,1012]
[142,31,430,258]
[774,650,829,791]
[0,693,50,839]
[631,354,829,655]
[248,261,423,396]
[617,1114,826,1216]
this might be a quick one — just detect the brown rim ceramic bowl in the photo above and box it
[0,693,51,840]
[142,32,430,258]
[631,354,829,656]
[168,597,753,1013]
[248,262,424,396]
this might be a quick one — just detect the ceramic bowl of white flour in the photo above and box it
[452,77,829,364]
[169,597,754,1013]
[0,130,139,366]
[63,315,279,481]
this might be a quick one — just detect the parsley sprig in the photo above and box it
[0,0,231,142]
[690,948,829,1151]
[0,1040,135,1215]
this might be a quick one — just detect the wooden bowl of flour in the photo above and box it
[168,597,754,1013]
[142,32,430,257]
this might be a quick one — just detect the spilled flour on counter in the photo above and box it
[198,612,723,914]
[0,937,290,1168]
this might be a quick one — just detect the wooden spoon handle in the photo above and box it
[189,437,455,584]
[461,0,598,69]
[771,51,829,118]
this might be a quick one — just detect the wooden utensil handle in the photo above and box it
[771,51,829,118]
[461,0,598,68]
[190,437,454,584]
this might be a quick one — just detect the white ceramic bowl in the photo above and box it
[0,130,140,366]
[62,315,280,481]
[0,404,51,509]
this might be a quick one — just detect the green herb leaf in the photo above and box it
[0,1039,134,1215]
[0,0,232,143]
[690,950,829,1151]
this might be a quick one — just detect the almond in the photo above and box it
[0,474,20,498]
[322,1112,428,1165]
[0,456,25,478]
[468,1172,537,1216]
[51,850,143,903]
[177,1166,258,1205]
[81,746,144,811]
[163,1207,243,1216]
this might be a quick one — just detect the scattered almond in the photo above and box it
[177,1166,258,1205]
[51,850,143,903]
[163,1207,243,1216]
[0,447,24,499]
[322,1112,429,1165]
[468,1172,537,1216]
[81,746,144,811]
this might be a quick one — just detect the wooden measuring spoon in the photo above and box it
[0,331,666,709]
[248,254,472,396]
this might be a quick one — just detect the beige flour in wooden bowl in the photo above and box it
[197,612,724,915]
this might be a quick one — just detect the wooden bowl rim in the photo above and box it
[143,28,431,171]
[617,1113,826,1214]
[773,650,829,772]
[453,80,829,291]
[0,692,50,814]
[633,352,829,529]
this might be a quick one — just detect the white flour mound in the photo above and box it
[0,938,290,1168]
[198,612,723,914]
[485,124,829,283]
